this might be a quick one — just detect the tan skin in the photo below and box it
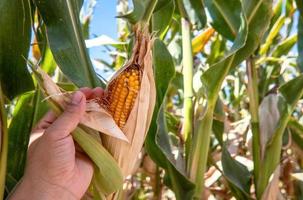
[11,88,104,200]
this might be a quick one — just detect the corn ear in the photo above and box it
[30,67,124,195]
[101,26,156,177]
[31,67,128,142]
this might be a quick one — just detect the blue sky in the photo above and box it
[84,0,119,61]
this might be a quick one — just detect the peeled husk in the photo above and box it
[101,26,156,177]
[33,67,128,142]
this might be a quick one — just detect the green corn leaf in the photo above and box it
[288,118,303,150]
[118,0,150,24]
[222,147,251,199]
[272,34,297,57]
[152,0,175,39]
[181,0,206,29]
[201,12,247,102]
[119,0,166,24]
[205,0,242,40]
[0,0,34,100]
[270,0,283,26]
[145,39,195,199]
[233,0,273,66]
[33,0,103,88]
[212,98,225,146]
[260,15,286,55]
[6,90,48,192]
[279,75,303,107]
[257,75,303,196]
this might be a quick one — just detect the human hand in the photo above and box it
[11,88,104,200]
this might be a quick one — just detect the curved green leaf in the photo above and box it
[145,39,195,199]
[181,0,206,29]
[201,14,247,102]
[289,118,303,150]
[260,15,286,55]
[0,0,34,100]
[222,147,251,199]
[152,0,175,39]
[119,0,165,24]
[6,86,50,194]
[145,40,175,168]
[257,75,303,196]
[118,0,150,24]
[272,34,297,57]
[33,0,102,88]
[234,0,273,66]
[205,0,242,40]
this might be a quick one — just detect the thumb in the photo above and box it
[45,91,86,141]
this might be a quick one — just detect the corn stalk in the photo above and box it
[246,57,261,190]
[176,0,194,163]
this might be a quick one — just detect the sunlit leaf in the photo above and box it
[181,0,206,29]
[205,0,242,40]
[33,0,103,88]
[260,15,286,55]
[152,0,175,39]
[272,34,297,57]
[118,0,150,24]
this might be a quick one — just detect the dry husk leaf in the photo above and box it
[101,26,156,177]
[259,94,282,159]
[34,68,128,142]
[261,165,284,200]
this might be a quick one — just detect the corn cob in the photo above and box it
[105,65,141,128]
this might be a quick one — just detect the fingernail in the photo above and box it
[71,91,83,105]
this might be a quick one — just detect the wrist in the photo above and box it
[10,176,78,200]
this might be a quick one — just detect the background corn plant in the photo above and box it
[1,0,303,199]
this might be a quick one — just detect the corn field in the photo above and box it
[1,0,303,199]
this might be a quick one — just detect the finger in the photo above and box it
[32,111,57,132]
[91,87,104,99]
[45,91,86,141]
[80,87,94,99]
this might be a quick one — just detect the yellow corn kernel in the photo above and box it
[106,66,141,128]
